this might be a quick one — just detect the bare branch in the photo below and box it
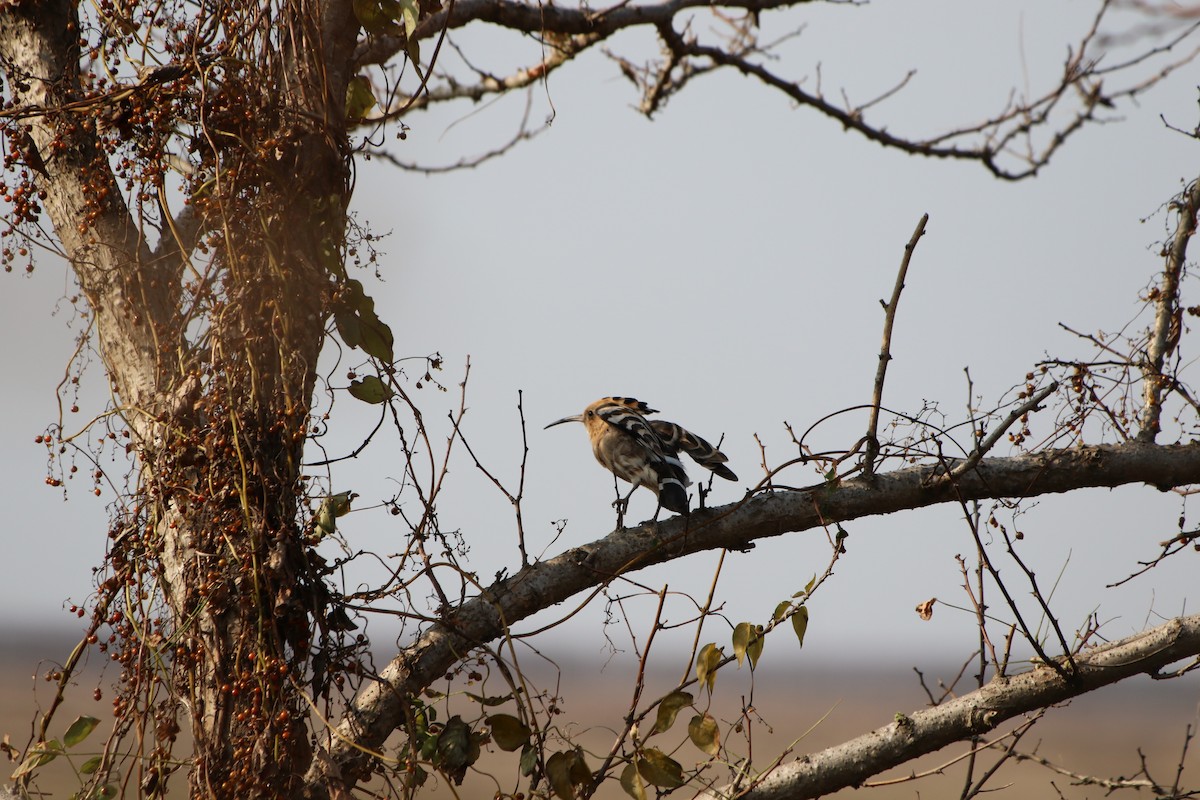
[948,383,1058,482]
[699,615,1200,800]
[864,213,927,478]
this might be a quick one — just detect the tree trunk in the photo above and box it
[0,0,359,796]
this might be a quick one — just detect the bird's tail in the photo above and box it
[649,420,738,482]
[654,466,691,514]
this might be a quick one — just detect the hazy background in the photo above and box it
[2,1,1199,794]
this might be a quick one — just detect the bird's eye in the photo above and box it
[585,410,593,417]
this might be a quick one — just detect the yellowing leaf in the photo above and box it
[696,643,722,695]
[915,597,936,621]
[732,622,752,667]
[792,605,809,647]
[399,0,421,63]
[546,751,575,800]
[568,749,592,785]
[546,749,590,800]
[345,75,377,122]
[650,691,693,735]
[636,748,684,788]
[746,625,765,669]
[772,600,791,622]
[399,0,420,36]
[619,762,647,800]
[688,713,720,756]
[11,740,63,779]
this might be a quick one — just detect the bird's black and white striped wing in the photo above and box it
[649,420,738,482]
[594,400,691,512]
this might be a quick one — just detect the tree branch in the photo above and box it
[700,614,1200,800]
[304,438,1200,795]
[0,0,180,420]
[864,213,927,478]
[1139,175,1200,441]
[352,0,1200,178]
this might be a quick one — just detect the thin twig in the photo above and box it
[948,383,1058,481]
[583,586,670,799]
[864,213,928,478]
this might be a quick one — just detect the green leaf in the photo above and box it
[772,600,791,622]
[804,573,817,595]
[403,764,428,790]
[345,75,377,122]
[64,715,100,748]
[619,762,647,800]
[636,748,684,788]
[79,756,102,775]
[519,743,537,777]
[792,605,809,647]
[418,727,438,760]
[466,690,516,707]
[485,714,531,752]
[352,0,404,33]
[688,713,720,756]
[435,716,480,784]
[348,376,392,404]
[334,280,395,362]
[696,643,722,694]
[95,784,118,799]
[650,691,692,735]
[355,308,394,363]
[364,326,393,364]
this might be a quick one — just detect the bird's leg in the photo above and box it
[612,496,627,529]
[611,475,631,529]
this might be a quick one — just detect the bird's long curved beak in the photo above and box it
[545,414,583,429]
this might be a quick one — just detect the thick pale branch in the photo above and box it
[0,0,180,418]
[701,614,1200,800]
[305,439,1200,794]
[1139,176,1200,441]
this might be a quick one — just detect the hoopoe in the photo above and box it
[545,397,737,520]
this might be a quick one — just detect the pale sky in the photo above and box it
[2,1,1197,673]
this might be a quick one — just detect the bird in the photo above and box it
[545,397,737,523]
